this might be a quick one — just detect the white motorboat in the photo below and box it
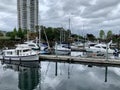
[54,43,71,55]
[24,40,50,54]
[1,44,39,61]
[24,41,40,50]
[71,41,84,49]
[85,43,114,54]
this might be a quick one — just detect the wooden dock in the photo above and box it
[39,55,120,67]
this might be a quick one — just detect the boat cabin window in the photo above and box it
[17,50,21,55]
[89,44,96,46]
[102,46,106,49]
[29,44,35,47]
[95,46,101,48]
[7,51,13,55]
[23,49,30,52]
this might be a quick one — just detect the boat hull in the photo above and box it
[55,50,71,55]
[40,50,50,54]
[0,54,39,61]
[85,47,114,54]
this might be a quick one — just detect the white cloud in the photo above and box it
[0,0,120,36]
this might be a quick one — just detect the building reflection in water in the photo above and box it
[2,60,111,90]
[3,61,40,90]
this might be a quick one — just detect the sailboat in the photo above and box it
[37,27,51,54]
[24,39,49,54]
[54,28,71,55]
[54,42,71,55]
[24,26,50,54]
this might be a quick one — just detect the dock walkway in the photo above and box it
[39,55,120,67]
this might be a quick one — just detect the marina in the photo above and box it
[1,0,120,90]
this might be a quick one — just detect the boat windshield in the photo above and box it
[23,49,30,52]
[102,46,106,49]
[95,46,101,48]
[29,44,35,47]
[89,44,96,46]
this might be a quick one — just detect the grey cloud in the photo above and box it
[0,0,16,14]
[62,0,90,14]
[96,0,120,10]
[82,7,113,19]
[82,0,120,16]
[40,0,120,36]
[0,0,120,35]
[0,0,17,31]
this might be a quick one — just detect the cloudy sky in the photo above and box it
[0,0,120,36]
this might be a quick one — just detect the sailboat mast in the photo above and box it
[69,18,71,38]
[27,30,29,41]
[39,26,41,45]
[60,28,62,44]
[43,27,51,50]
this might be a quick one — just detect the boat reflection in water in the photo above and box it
[2,61,40,90]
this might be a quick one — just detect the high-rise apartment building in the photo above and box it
[17,0,39,31]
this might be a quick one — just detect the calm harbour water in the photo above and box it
[0,60,120,90]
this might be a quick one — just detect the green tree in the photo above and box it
[5,28,17,40]
[107,30,112,39]
[6,32,12,37]
[23,29,27,35]
[86,34,96,41]
[45,27,55,41]
[17,28,24,39]
[99,30,105,39]
[67,29,71,38]
[35,25,39,32]
[0,31,4,37]
[13,28,17,39]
